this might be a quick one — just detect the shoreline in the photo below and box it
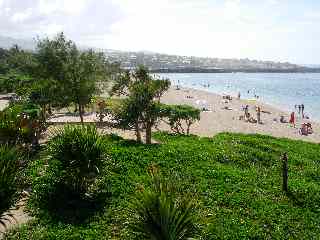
[183,85,320,123]
[159,87,320,143]
[2,88,319,143]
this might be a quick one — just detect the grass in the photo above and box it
[4,131,320,239]
[0,146,20,214]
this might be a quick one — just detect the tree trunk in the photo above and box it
[79,103,84,124]
[48,104,52,115]
[135,120,142,143]
[41,105,46,123]
[145,121,152,144]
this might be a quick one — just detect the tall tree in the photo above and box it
[113,66,170,144]
[66,47,106,123]
[35,33,108,123]
[35,33,75,108]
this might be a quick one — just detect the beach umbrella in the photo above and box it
[195,99,208,110]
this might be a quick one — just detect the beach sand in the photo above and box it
[158,87,320,143]
[3,87,319,143]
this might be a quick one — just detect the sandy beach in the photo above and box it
[159,87,320,143]
[2,88,319,143]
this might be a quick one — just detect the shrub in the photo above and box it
[0,146,20,213]
[160,104,200,134]
[47,125,105,195]
[0,102,42,146]
[0,104,21,145]
[130,167,198,240]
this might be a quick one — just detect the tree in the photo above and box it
[35,33,108,123]
[65,47,106,123]
[35,33,76,110]
[160,104,200,134]
[112,66,170,144]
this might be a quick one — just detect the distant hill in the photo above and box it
[0,36,35,50]
[0,35,314,72]
[103,49,307,72]
[301,64,320,69]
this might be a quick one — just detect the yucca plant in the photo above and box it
[0,146,20,213]
[47,125,105,195]
[131,167,198,240]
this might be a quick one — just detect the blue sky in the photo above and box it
[0,0,320,64]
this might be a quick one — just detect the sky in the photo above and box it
[0,0,320,64]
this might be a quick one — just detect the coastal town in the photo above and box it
[104,49,304,72]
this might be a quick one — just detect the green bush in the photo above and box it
[160,104,200,134]
[0,146,20,213]
[47,125,105,194]
[5,132,320,239]
[130,168,198,240]
[0,72,33,95]
[0,102,42,146]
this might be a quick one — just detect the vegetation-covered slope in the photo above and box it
[5,132,320,239]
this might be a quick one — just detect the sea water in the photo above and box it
[158,73,320,121]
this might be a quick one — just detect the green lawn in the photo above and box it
[5,132,320,239]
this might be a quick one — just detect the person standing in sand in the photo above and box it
[244,105,250,120]
[298,105,301,115]
[289,112,295,128]
[301,104,305,118]
[257,106,261,124]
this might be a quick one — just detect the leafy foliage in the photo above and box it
[0,71,33,95]
[5,132,320,239]
[131,167,198,240]
[0,102,42,145]
[47,125,105,194]
[35,33,109,123]
[160,104,200,134]
[0,146,20,213]
[112,65,171,143]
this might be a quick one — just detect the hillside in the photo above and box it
[5,132,320,239]
[0,35,307,72]
[104,49,305,72]
[0,36,35,50]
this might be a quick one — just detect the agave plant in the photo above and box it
[131,169,198,240]
[0,146,20,213]
[47,125,105,194]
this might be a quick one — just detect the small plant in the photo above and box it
[47,125,105,195]
[0,146,20,213]
[0,102,43,146]
[130,166,198,240]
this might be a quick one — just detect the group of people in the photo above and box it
[288,104,314,136]
[294,104,305,117]
[241,105,262,124]
[237,91,259,100]
[289,104,306,127]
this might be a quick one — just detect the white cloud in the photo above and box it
[11,8,33,22]
[0,0,319,63]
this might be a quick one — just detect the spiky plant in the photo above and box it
[0,146,20,213]
[47,125,105,194]
[131,168,198,240]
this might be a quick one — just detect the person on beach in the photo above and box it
[280,115,287,123]
[257,106,261,124]
[301,104,305,118]
[298,105,301,114]
[244,105,250,120]
[289,112,295,128]
[238,92,241,99]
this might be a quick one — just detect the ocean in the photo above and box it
[158,73,320,121]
